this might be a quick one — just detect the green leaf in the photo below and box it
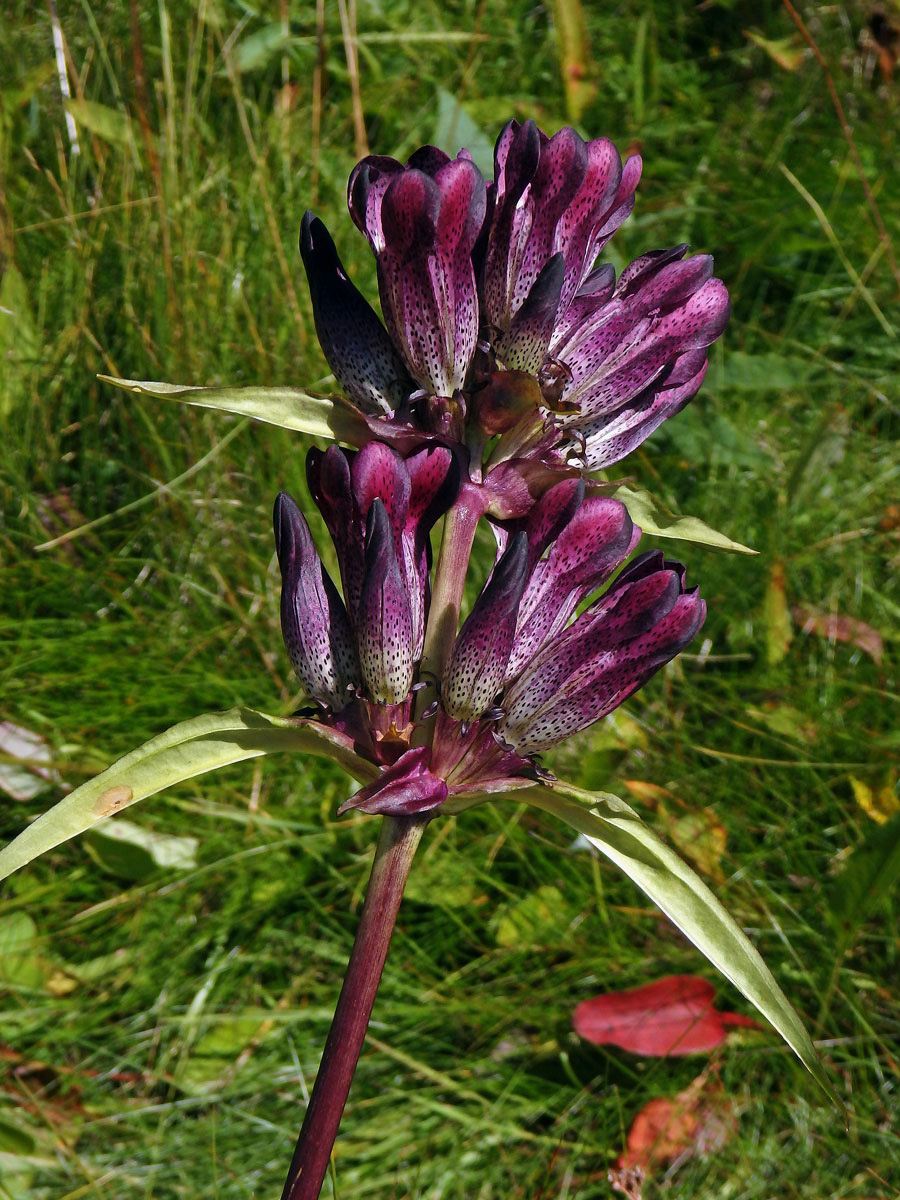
[86,818,199,879]
[493,884,568,948]
[98,376,373,445]
[594,482,757,554]
[230,23,297,72]
[0,708,373,883]
[64,99,134,147]
[515,781,840,1107]
[826,811,900,935]
[0,912,45,989]
[433,90,494,178]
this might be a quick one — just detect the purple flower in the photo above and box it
[300,212,413,415]
[275,469,703,814]
[482,120,642,369]
[275,441,458,711]
[348,147,486,399]
[432,479,705,786]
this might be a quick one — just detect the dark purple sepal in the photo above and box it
[442,532,529,720]
[273,492,360,710]
[357,498,414,704]
[299,212,413,414]
[337,746,447,816]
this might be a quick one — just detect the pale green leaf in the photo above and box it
[98,376,372,445]
[493,884,568,948]
[433,90,494,178]
[0,708,373,882]
[515,781,840,1106]
[595,482,757,554]
[86,817,199,879]
[0,265,39,419]
[64,99,134,147]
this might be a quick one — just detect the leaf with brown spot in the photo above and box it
[792,605,884,664]
[0,708,375,882]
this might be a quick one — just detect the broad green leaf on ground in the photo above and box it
[98,377,373,445]
[592,482,757,554]
[64,99,136,149]
[513,781,840,1106]
[0,913,46,989]
[433,90,494,177]
[86,818,199,879]
[0,709,373,883]
[826,810,900,935]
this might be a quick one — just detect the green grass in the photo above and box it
[1,0,899,1196]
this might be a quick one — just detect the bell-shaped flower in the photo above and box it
[546,245,730,469]
[273,492,360,711]
[482,120,642,367]
[348,147,486,397]
[273,441,459,814]
[432,480,704,785]
[497,549,706,754]
[441,532,529,721]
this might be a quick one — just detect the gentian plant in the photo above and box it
[0,121,838,1198]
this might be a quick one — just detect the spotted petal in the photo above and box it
[273,492,359,710]
[442,532,529,720]
[357,499,414,704]
[506,498,639,678]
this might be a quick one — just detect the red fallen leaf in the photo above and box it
[613,1071,737,1187]
[573,975,761,1057]
[791,605,884,665]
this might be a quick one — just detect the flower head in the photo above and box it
[300,120,729,491]
[275,470,704,818]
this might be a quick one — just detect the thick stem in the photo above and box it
[418,481,487,683]
[280,814,427,1200]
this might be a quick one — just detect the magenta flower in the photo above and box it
[276,468,704,818]
[300,120,729,483]
[347,148,486,400]
[276,441,458,711]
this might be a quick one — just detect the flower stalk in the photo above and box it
[418,481,488,684]
[280,814,428,1200]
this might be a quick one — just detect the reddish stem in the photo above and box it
[279,814,427,1200]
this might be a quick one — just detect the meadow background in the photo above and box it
[1,0,899,1196]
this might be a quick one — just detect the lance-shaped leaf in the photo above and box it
[98,376,372,443]
[0,708,375,883]
[514,781,841,1107]
[592,482,757,555]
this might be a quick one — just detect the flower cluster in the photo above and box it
[301,120,729,491]
[275,448,703,818]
